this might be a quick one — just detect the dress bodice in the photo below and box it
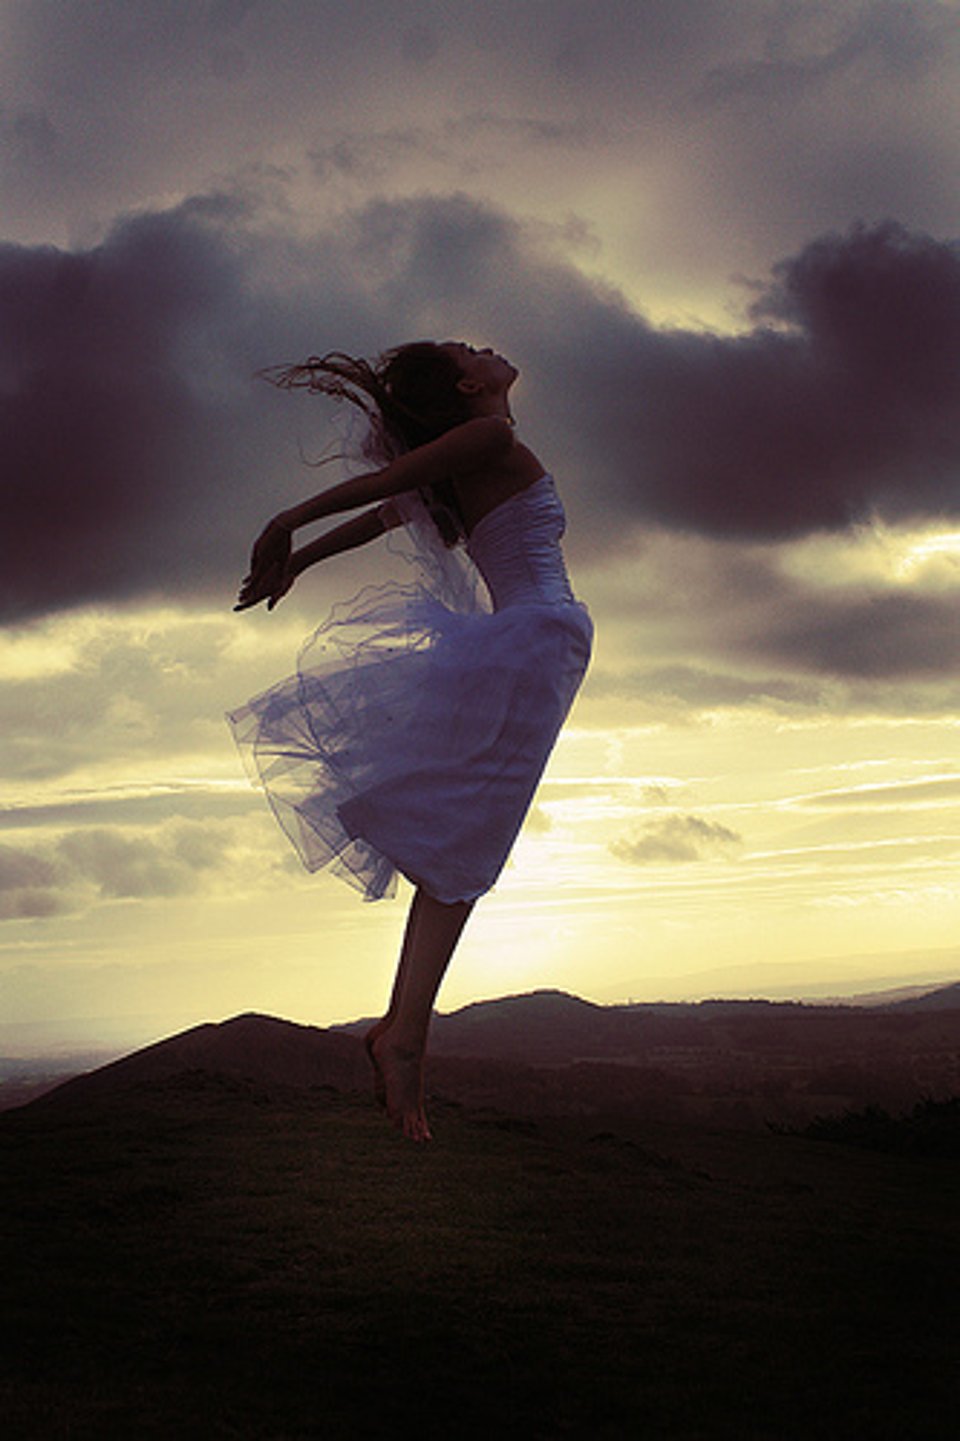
[465,475,576,611]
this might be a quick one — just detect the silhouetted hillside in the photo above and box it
[19,985,960,1130]
[339,986,960,1065]
[0,1052,119,1112]
[27,1014,369,1114]
[25,1009,692,1126]
[3,1038,959,1439]
[427,990,960,1114]
[885,980,960,1011]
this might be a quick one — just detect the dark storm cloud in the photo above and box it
[582,221,960,541]
[0,103,60,168]
[738,586,960,679]
[3,191,960,625]
[679,536,960,682]
[631,527,960,686]
[0,195,275,619]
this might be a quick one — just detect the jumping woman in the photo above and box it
[230,342,592,1141]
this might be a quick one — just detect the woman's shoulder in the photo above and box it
[377,416,516,494]
[453,443,549,534]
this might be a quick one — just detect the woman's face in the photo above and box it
[442,341,518,393]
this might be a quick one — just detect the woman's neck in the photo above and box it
[469,394,515,424]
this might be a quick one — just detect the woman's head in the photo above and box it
[261,340,516,544]
[438,342,519,398]
[262,339,516,456]
[379,341,475,450]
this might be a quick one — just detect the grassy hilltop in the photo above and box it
[1,1010,959,1439]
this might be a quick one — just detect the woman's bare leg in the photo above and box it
[371,887,474,1141]
[363,888,426,1107]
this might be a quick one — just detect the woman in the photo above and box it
[231,341,592,1141]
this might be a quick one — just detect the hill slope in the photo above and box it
[27,1012,369,1113]
[26,987,960,1130]
[2,1067,958,1439]
[887,979,960,1011]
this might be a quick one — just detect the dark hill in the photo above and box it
[26,1008,688,1126]
[23,986,960,1130]
[3,1024,959,1439]
[886,980,960,1011]
[425,988,640,1062]
[424,988,960,1067]
[27,1013,370,1114]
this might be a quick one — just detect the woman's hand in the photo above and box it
[234,562,295,612]
[233,503,390,613]
[234,517,293,612]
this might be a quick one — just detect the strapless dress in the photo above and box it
[228,474,592,903]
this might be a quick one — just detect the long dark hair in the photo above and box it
[261,343,472,544]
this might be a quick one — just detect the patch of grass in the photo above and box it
[772,1095,960,1157]
[2,1082,959,1438]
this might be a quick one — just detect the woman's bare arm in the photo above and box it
[238,416,513,608]
[235,504,398,611]
[279,416,514,530]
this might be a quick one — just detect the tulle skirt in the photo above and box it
[228,583,592,903]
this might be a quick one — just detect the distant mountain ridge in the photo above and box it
[336,980,960,1062]
[21,981,959,1130]
[884,980,960,1011]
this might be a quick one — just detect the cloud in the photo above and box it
[0,787,258,831]
[0,195,280,619]
[587,220,960,542]
[307,112,601,191]
[3,0,956,347]
[701,0,955,103]
[5,191,960,625]
[0,608,308,784]
[589,664,828,714]
[610,813,743,865]
[0,843,66,918]
[56,826,213,899]
[0,814,285,922]
[0,102,60,169]
[738,585,960,679]
[0,843,64,919]
[682,533,960,682]
[585,511,960,704]
[796,776,960,810]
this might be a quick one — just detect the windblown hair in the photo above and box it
[261,343,472,544]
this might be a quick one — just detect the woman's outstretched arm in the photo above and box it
[235,504,397,612]
[238,415,512,609]
[283,416,513,528]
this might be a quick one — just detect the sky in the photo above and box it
[2,0,960,1053]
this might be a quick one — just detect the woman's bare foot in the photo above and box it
[362,1018,390,1109]
[371,1034,432,1142]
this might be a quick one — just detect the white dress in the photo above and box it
[228,475,592,903]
